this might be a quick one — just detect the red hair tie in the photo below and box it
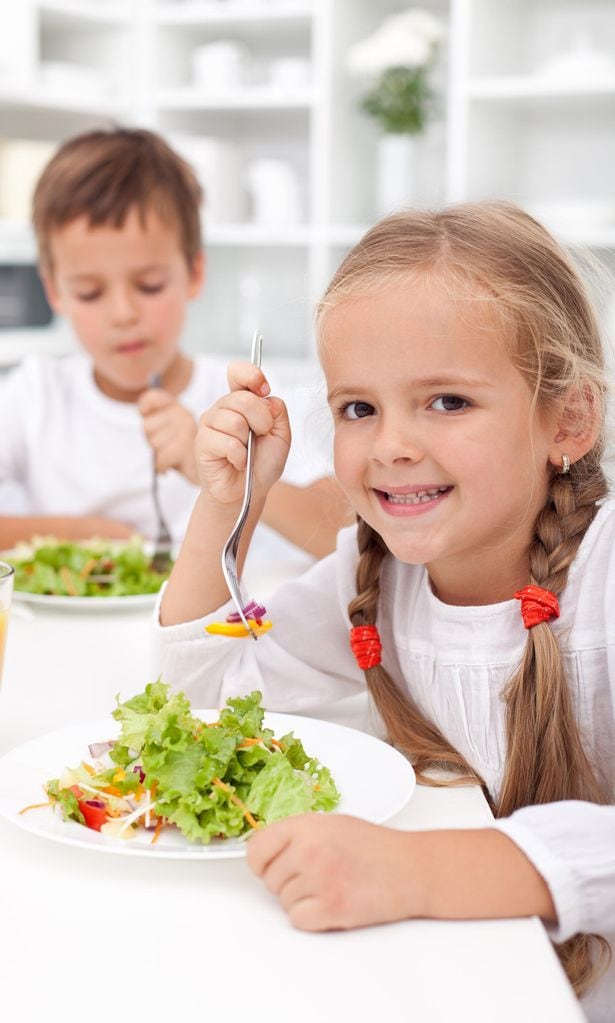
[514,586,560,629]
[350,625,382,670]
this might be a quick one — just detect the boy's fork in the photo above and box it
[221,331,263,640]
[148,373,174,574]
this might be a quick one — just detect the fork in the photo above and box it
[221,330,263,640]
[148,373,174,574]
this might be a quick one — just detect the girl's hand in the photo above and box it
[195,360,291,506]
[246,814,423,931]
[138,388,198,484]
[247,815,558,931]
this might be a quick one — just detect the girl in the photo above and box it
[156,202,615,1018]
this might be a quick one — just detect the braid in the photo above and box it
[500,463,610,814]
[348,518,482,786]
[499,458,612,992]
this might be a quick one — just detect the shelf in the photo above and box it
[206,223,312,246]
[0,87,126,117]
[153,1,314,27]
[556,227,615,250]
[38,0,132,25]
[467,75,615,101]
[156,85,315,110]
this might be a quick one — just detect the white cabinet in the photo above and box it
[1,0,614,365]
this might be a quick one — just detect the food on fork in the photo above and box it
[205,600,273,639]
[20,685,339,844]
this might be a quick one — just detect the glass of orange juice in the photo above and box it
[0,561,14,684]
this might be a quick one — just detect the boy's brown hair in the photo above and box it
[32,127,203,272]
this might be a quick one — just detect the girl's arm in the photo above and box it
[160,361,291,626]
[246,815,556,932]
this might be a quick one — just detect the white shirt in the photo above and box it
[153,498,615,1022]
[0,352,330,565]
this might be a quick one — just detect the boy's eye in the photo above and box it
[430,395,469,413]
[342,401,375,420]
[139,282,165,294]
[75,291,101,302]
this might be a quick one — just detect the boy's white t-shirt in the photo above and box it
[0,352,332,566]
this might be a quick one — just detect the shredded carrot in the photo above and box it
[59,566,78,596]
[19,800,53,815]
[102,785,124,797]
[150,781,158,800]
[112,769,126,782]
[270,738,284,750]
[79,557,97,579]
[212,777,260,830]
[237,738,263,748]
[83,763,96,776]
[151,818,165,844]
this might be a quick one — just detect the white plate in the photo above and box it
[13,590,158,612]
[0,711,415,860]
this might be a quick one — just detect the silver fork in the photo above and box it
[221,330,263,640]
[148,373,174,575]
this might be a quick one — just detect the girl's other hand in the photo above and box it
[246,814,424,931]
[195,360,291,506]
[247,814,557,931]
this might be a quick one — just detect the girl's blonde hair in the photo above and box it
[317,201,611,995]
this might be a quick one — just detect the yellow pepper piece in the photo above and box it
[205,620,273,638]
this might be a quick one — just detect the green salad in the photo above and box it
[40,685,340,844]
[8,537,172,597]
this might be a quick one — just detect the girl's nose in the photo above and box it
[371,417,424,465]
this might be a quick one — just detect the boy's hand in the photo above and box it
[138,388,198,484]
[196,360,291,506]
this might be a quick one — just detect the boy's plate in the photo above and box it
[12,590,157,612]
[0,711,416,860]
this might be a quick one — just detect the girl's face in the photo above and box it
[321,276,562,606]
[43,209,204,401]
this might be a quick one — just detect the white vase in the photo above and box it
[375,134,416,219]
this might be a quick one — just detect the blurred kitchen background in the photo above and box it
[1,0,615,373]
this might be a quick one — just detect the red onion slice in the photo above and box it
[88,741,115,758]
[226,600,267,624]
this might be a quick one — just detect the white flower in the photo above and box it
[347,8,445,77]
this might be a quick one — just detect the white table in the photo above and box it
[0,601,585,1023]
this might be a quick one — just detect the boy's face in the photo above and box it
[43,208,204,401]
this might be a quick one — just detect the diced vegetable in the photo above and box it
[205,620,272,638]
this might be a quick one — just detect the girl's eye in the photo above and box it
[75,292,101,303]
[430,395,469,413]
[342,401,375,420]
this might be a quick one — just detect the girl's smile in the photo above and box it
[374,484,453,515]
[321,275,563,606]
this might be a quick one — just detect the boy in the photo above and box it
[0,128,350,562]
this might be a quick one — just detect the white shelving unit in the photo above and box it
[1,0,614,366]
